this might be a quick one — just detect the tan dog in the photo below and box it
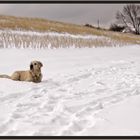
[0,60,43,83]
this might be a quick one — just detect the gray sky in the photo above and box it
[0,4,125,28]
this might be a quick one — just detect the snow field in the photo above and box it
[0,46,140,135]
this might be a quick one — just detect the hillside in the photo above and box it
[0,15,104,35]
[0,15,140,47]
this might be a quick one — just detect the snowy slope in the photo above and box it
[0,46,140,135]
[82,94,140,136]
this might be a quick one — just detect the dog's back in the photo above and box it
[11,71,33,82]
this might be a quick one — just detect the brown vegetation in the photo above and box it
[0,15,139,48]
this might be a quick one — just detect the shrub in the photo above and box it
[110,23,125,32]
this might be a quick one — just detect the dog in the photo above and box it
[0,60,43,83]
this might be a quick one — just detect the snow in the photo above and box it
[0,30,111,49]
[0,30,106,40]
[81,95,140,136]
[0,45,140,135]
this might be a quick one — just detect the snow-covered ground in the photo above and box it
[83,94,140,136]
[0,45,140,136]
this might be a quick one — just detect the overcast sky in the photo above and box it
[0,4,126,28]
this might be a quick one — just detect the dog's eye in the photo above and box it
[34,63,37,65]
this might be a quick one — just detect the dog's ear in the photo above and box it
[30,63,33,70]
[39,62,43,67]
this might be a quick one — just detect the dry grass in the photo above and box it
[0,15,139,48]
[0,15,107,38]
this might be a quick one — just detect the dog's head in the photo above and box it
[30,60,43,71]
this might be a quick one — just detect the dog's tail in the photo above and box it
[0,74,11,79]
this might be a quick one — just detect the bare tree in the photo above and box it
[116,4,140,34]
